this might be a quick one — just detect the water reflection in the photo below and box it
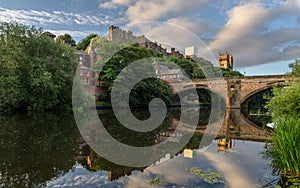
[0,108,275,187]
[0,113,80,187]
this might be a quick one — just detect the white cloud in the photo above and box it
[126,0,209,23]
[167,17,217,36]
[207,1,300,67]
[112,0,135,5]
[99,2,118,9]
[46,29,99,40]
[99,0,135,9]
[0,7,111,27]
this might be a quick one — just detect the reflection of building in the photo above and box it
[219,51,233,70]
[183,149,193,158]
[153,63,184,83]
[217,138,232,154]
[184,46,198,59]
[79,144,144,181]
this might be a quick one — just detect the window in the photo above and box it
[79,70,83,75]
[79,55,83,64]
[86,71,90,76]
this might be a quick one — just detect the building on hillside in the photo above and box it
[153,63,184,82]
[75,48,109,99]
[219,51,233,70]
[75,51,94,94]
[184,46,198,59]
[107,25,182,57]
[43,31,56,40]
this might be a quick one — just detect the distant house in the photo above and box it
[43,31,56,40]
[75,48,108,99]
[153,63,184,82]
[75,51,94,94]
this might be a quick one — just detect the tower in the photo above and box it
[219,51,233,70]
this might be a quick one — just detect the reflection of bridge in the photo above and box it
[168,109,272,142]
[172,75,292,108]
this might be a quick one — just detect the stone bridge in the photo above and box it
[171,75,292,109]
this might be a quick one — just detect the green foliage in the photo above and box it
[150,177,162,185]
[55,33,76,47]
[263,60,300,187]
[266,59,300,118]
[190,167,225,184]
[220,68,243,77]
[263,118,300,187]
[76,33,98,51]
[288,59,300,77]
[93,39,171,107]
[266,80,300,119]
[0,22,77,112]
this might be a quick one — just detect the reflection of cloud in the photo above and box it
[202,151,253,188]
[47,163,124,187]
[125,155,197,187]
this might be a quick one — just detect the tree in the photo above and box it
[76,33,98,51]
[266,60,300,119]
[289,59,300,77]
[55,33,76,47]
[0,22,77,112]
[92,39,171,107]
[220,68,243,77]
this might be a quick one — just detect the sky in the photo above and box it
[0,0,299,75]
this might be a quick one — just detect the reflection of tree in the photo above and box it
[0,113,80,187]
[169,107,223,126]
[79,145,145,181]
[98,110,171,147]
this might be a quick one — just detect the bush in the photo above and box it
[263,118,300,187]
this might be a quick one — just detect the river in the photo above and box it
[0,108,278,187]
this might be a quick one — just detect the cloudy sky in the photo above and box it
[0,0,299,75]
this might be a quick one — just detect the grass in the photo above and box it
[263,118,300,187]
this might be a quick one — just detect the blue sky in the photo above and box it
[0,0,299,75]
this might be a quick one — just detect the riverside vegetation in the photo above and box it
[264,60,300,187]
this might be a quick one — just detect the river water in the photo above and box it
[0,108,278,187]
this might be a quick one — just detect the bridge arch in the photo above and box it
[240,81,287,108]
[172,85,226,106]
[240,85,273,107]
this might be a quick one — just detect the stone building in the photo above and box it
[184,46,198,59]
[75,51,95,94]
[219,51,233,70]
[153,63,184,83]
[107,25,182,57]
